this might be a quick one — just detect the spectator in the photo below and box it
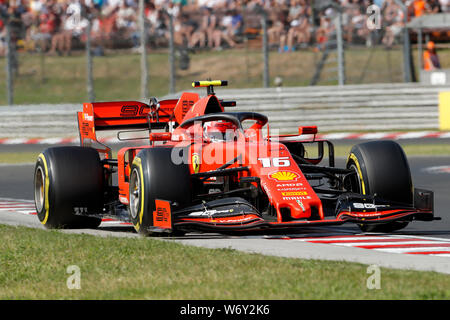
[2,0,449,55]
[48,0,89,56]
[228,7,243,38]
[91,0,106,10]
[30,3,57,51]
[172,12,190,47]
[29,0,43,14]
[381,0,404,48]
[423,40,441,70]
[216,6,242,45]
[428,0,442,12]
[342,0,357,42]
[347,2,370,45]
[188,20,206,48]
[267,5,289,48]
[210,8,237,50]
[280,0,310,52]
[147,4,169,47]
[410,0,431,17]
[8,0,27,35]
[439,0,449,12]
[98,1,119,49]
[0,18,5,55]
[116,0,139,49]
[314,13,333,51]
[191,6,217,49]
[103,0,122,15]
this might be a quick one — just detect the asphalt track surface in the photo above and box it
[1,141,450,274]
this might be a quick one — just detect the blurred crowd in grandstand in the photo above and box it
[0,0,448,56]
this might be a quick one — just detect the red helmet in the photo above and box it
[203,121,237,141]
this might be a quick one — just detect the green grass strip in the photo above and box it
[0,152,39,164]
[0,224,448,299]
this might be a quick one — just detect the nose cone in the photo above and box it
[245,141,325,222]
[260,168,324,221]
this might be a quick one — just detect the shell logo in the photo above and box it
[269,171,299,181]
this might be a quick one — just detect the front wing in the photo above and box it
[147,189,436,233]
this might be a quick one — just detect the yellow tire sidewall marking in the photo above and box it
[131,156,145,232]
[348,153,366,195]
[37,153,50,225]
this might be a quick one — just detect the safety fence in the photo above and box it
[218,82,446,133]
[0,82,447,138]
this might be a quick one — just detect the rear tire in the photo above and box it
[346,140,413,232]
[34,147,103,229]
[128,147,191,235]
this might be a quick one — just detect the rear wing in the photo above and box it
[77,99,179,147]
[76,84,236,156]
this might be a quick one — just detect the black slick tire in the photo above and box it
[34,146,103,229]
[346,140,413,232]
[128,147,191,236]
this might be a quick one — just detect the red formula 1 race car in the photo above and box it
[34,80,437,235]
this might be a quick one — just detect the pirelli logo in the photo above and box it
[281,191,308,196]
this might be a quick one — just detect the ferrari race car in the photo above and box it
[34,80,437,235]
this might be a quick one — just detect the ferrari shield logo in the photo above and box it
[296,200,306,212]
[192,153,200,173]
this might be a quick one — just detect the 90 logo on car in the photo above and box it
[120,105,147,117]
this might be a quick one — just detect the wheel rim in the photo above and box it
[348,163,362,194]
[34,166,45,212]
[129,168,141,220]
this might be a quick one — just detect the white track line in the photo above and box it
[328,241,450,247]
[389,234,450,243]
[287,234,450,257]
[294,236,397,242]
[373,247,450,254]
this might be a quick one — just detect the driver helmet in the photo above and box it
[203,120,237,141]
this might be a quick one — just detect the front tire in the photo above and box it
[128,147,191,235]
[346,140,413,232]
[34,147,103,229]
